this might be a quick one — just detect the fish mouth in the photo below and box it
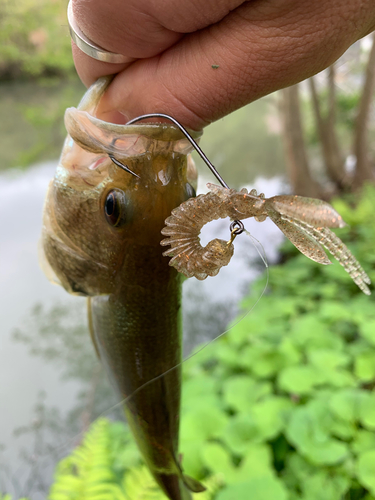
[64,106,201,161]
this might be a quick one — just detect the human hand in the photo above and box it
[71,0,375,130]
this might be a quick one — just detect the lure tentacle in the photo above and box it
[267,212,332,265]
[284,217,371,295]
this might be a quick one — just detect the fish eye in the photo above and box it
[104,189,126,227]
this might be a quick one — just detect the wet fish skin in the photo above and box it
[40,77,204,500]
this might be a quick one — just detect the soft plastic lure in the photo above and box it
[161,183,371,295]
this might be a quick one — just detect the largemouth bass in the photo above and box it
[40,77,205,500]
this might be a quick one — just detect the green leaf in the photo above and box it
[278,338,302,366]
[359,393,375,430]
[290,315,344,351]
[286,401,349,465]
[252,397,293,440]
[182,375,221,410]
[357,450,375,495]
[329,389,362,423]
[222,414,262,454]
[355,350,375,381]
[318,301,352,322]
[215,476,287,500]
[285,453,317,483]
[236,444,273,481]
[307,349,349,370]
[352,430,375,454]
[180,440,205,479]
[239,342,286,378]
[360,320,375,346]
[180,407,229,441]
[278,365,320,395]
[329,418,357,440]
[290,316,331,346]
[201,443,234,477]
[222,376,271,413]
[300,471,350,500]
[216,343,245,369]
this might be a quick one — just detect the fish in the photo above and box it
[161,183,371,295]
[40,76,206,500]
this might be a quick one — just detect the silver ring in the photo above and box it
[67,0,128,64]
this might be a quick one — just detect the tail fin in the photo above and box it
[155,468,205,500]
[183,474,206,493]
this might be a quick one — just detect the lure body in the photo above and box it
[161,184,371,295]
[40,77,204,500]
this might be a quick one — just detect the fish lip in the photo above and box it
[64,108,202,159]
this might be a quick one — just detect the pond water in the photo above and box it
[0,86,287,499]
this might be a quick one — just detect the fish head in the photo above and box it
[40,79,200,296]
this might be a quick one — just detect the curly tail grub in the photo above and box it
[160,185,266,280]
[161,184,371,294]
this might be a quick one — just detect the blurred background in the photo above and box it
[1,1,375,499]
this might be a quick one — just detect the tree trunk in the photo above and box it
[280,84,322,198]
[308,68,346,190]
[352,32,375,188]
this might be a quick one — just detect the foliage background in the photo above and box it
[0,0,74,79]
[44,186,375,500]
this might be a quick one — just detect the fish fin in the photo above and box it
[182,474,207,493]
[175,454,206,493]
[87,297,101,359]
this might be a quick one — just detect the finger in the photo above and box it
[98,0,375,130]
[71,42,132,88]
[71,0,244,86]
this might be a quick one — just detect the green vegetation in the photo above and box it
[49,418,222,500]
[45,185,375,500]
[0,0,74,79]
[0,495,29,500]
[0,78,84,169]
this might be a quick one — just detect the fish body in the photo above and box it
[40,77,204,499]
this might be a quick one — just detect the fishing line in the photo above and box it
[35,114,272,472]
[98,231,269,410]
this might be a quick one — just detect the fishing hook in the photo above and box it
[126,113,230,189]
[108,154,140,178]
[110,113,244,236]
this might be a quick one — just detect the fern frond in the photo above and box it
[122,465,166,500]
[49,418,123,500]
